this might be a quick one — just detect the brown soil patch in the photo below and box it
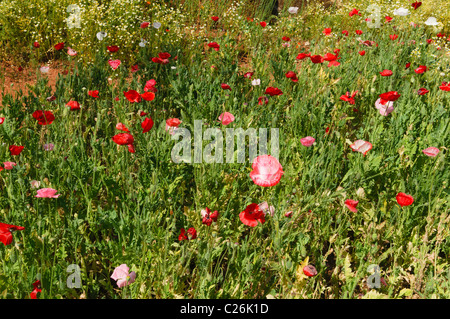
[0,60,70,108]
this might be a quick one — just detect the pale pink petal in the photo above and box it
[422,147,440,157]
[300,136,315,147]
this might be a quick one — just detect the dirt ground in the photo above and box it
[0,60,69,107]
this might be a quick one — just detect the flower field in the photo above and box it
[0,0,449,299]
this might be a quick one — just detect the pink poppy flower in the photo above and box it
[67,47,77,56]
[35,188,61,198]
[345,199,359,212]
[43,143,54,151]
[258,201,275,216]
[3,162,16,170]
[218,112,235,125]
[165,118,182,135]
[110,264,136,288]
[249,155,284,187]
[422,147,439,157]
[350,140,372,156]
[108,59,121,70]
[30,180,41,189]
[375,98,394,116]
[300,136,315,147]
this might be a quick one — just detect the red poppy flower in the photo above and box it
[282,36,291,42]
[258,96,269,105]
[202,207,219,226]
[340,91,358,104]
[221,83,231,90]
[88,90,99,98]
[396,192,414,207]
[344,199,359,212]
[141,117,154,133]
[436,33,445,38]
[303,265,317,277]
[0,222,25,245]
[385,16,393,23]
[243,72,254,78]
[124,90,141,103]
[152,57,169,64]
[426,39,433,44]
[66,100,81,110]
[33,42,40,48]
[166,118,182,127]
[211,16,219,22]
[107,46,119,53]
[144,79,157,93]
[127,144,135,153]
[323,52,341,67]
[9,145,24,156]
[439,82,450,91]
[414,65,427,74]
[309,55,324,64]
[112,133,134,145]
[208,42,220,51]
[379,91,400,104]
[141,91,155,101]
[140,111,148,117]
[389,34,398,40]
[412,1,422,9]
[131,64,139,73]
[260,21,267,28]
[355,30,363,35]
[32,110,55,125]
[115,123,129,132]
[405,62,411,69]
[285,71,298,82]
[178,227,197,241]
[417,88,429,95]
[323,28,332,36]
[265,87,283,96]
[342,30,349,36]
[140,21,149,28]
[296,53,311,60]
[54,42,65,50]
[359,50,366,56]
[0,118,4,124]
[239,203,265,227]
[349,9,360,17]
[380,69,393,76]
[30,280,41,299]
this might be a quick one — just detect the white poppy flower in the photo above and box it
[424,17,439,26]
[96,31,107,41]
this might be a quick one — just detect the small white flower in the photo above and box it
[251,78,261,86]
[424,17,439,26]
[288,7,298,14]
[171,66,176,69]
